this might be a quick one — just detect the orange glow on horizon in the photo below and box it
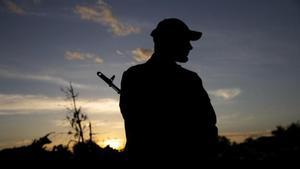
[97,138,125,151]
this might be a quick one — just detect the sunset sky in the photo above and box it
[0,0,300,150]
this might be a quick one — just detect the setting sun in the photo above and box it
[98,139,124,151]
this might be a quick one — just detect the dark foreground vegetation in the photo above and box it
[0,122,299,161]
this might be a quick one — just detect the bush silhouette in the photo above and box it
[1,122,299,161]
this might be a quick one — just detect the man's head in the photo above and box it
[151,18,202,63]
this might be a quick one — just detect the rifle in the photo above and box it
[97,72,121,94]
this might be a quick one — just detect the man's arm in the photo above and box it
[119,70,130,120]
[194,73,218,137]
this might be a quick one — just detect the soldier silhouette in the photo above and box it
[120,18,218,161]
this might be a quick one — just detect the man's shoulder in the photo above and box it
[177,65,200,77]
[126,63,147,72]
[123,63,201,80]
[122,63,149,79]
[124,63,148,75]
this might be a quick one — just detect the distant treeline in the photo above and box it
[0,122,299,161]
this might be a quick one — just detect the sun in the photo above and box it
[102,139,124,150]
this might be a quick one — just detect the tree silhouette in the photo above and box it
[61,82,88,143]
[1,121,299,161]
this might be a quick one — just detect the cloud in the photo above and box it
[74,0,140,36]
[0,68,88,89]
[94,57,103,64]
[52,119,69,127]
[65,51,85,60]
[0,94,63,114]
[79,98,120,115]
[116,50,124,56]
[64,50,103,64]
[53,119,123,130]
[0,93,120,115]
[2,0,26,15]
[208,88,241,101]
[132,48,153,62]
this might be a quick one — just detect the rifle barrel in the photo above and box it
[97,72,121,94]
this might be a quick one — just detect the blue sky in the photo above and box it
[0,0,300,149]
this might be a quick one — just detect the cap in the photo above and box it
[151,18,202,41]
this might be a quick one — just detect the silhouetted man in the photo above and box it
[120,18,218,161]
